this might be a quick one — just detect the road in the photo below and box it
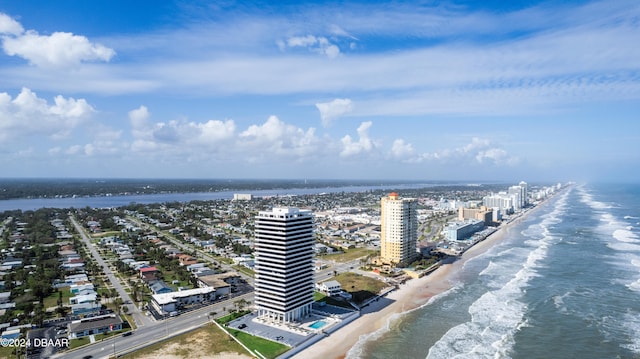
[69,216,152,328]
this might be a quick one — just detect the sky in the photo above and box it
[0,0,638,183]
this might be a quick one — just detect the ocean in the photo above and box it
[349,183,640,359]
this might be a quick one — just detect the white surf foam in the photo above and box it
[607,242,640,252]
[613,229,640,243]
[427,218,557,358]
[345,283,462,359]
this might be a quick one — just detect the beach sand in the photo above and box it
[292,224,513,359]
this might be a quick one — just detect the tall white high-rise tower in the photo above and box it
[254,207,314,324]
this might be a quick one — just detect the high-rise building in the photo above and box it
[254,207,314,324]
[508,186,523,210]
[380,192,418,266]
[483,192,515,214]
[519,181,529,206]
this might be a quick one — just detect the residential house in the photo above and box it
[70,302,101,316]
[69,293,97,305]
[149,280,173,295]
[317,280,342,296]
[139,266,160,282]
[177,254,197,266]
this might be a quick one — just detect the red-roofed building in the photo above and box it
[139,266,160,281]
[179,256,198,266]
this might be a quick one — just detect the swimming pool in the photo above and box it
[309,320,327,329]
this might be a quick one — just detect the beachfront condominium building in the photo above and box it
[380,192,418,266]
[519,181,529,206]
[483,192,515,214]
[254,207,314,324]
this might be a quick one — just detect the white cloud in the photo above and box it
[287,35,318,47]
[127,105,237,159]
[390,139,415,159]
[0,13,115,68]
[3,30,116,68]
[0,13,24,35]
[196,120,236,144]
[239,115,320,160]
[409,137,519,166]
[340,121,376,157]
[0,87,94,142]
[129,105,151,139]
[463,137,492,153]
[315,98,353,127]
[280,34,341,59]
[65,145,83,155]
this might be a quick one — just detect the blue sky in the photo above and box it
[0,0,638,182]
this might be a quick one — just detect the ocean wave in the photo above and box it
[578,188,613,210]
[478,260,502,278]
[613,229,640,243]
[625,215,639,220]
[345,283,463,359]
[599,213,617,226]
[552,292,571,314]
[607,242,640,252]
[427,225,551,359]
[625,279,640,293]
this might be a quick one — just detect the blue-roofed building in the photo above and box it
[149,280,173,294]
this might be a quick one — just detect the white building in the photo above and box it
[254,207,314,324]
[316,280,342,296]
[483,192,516,214]
[150,287,218,314]
[233,193,253,201]
[519,181,529,206]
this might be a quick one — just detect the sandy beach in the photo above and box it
[292,221,517,359]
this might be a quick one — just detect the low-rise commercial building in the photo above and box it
[68,314,123,339]
[150,287,218,315]
[446,219,485,241]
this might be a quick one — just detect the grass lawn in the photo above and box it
[91,231,121,238]
[161,270,192,290]
[121,323,248,359]
[43,289,74,309]
[0,346,15,358]
[69,337,90,350]
[233,265,255,277]
[334,272,387,303]
[216,310,251,325]
[314,291,354,309]
[216,257,234,265]
[226,327,290,359]
[124,314,137,330]
[322,247,377,263]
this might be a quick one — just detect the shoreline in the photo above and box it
[293,200,552,359]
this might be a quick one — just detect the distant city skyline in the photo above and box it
[0,1,639,182]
